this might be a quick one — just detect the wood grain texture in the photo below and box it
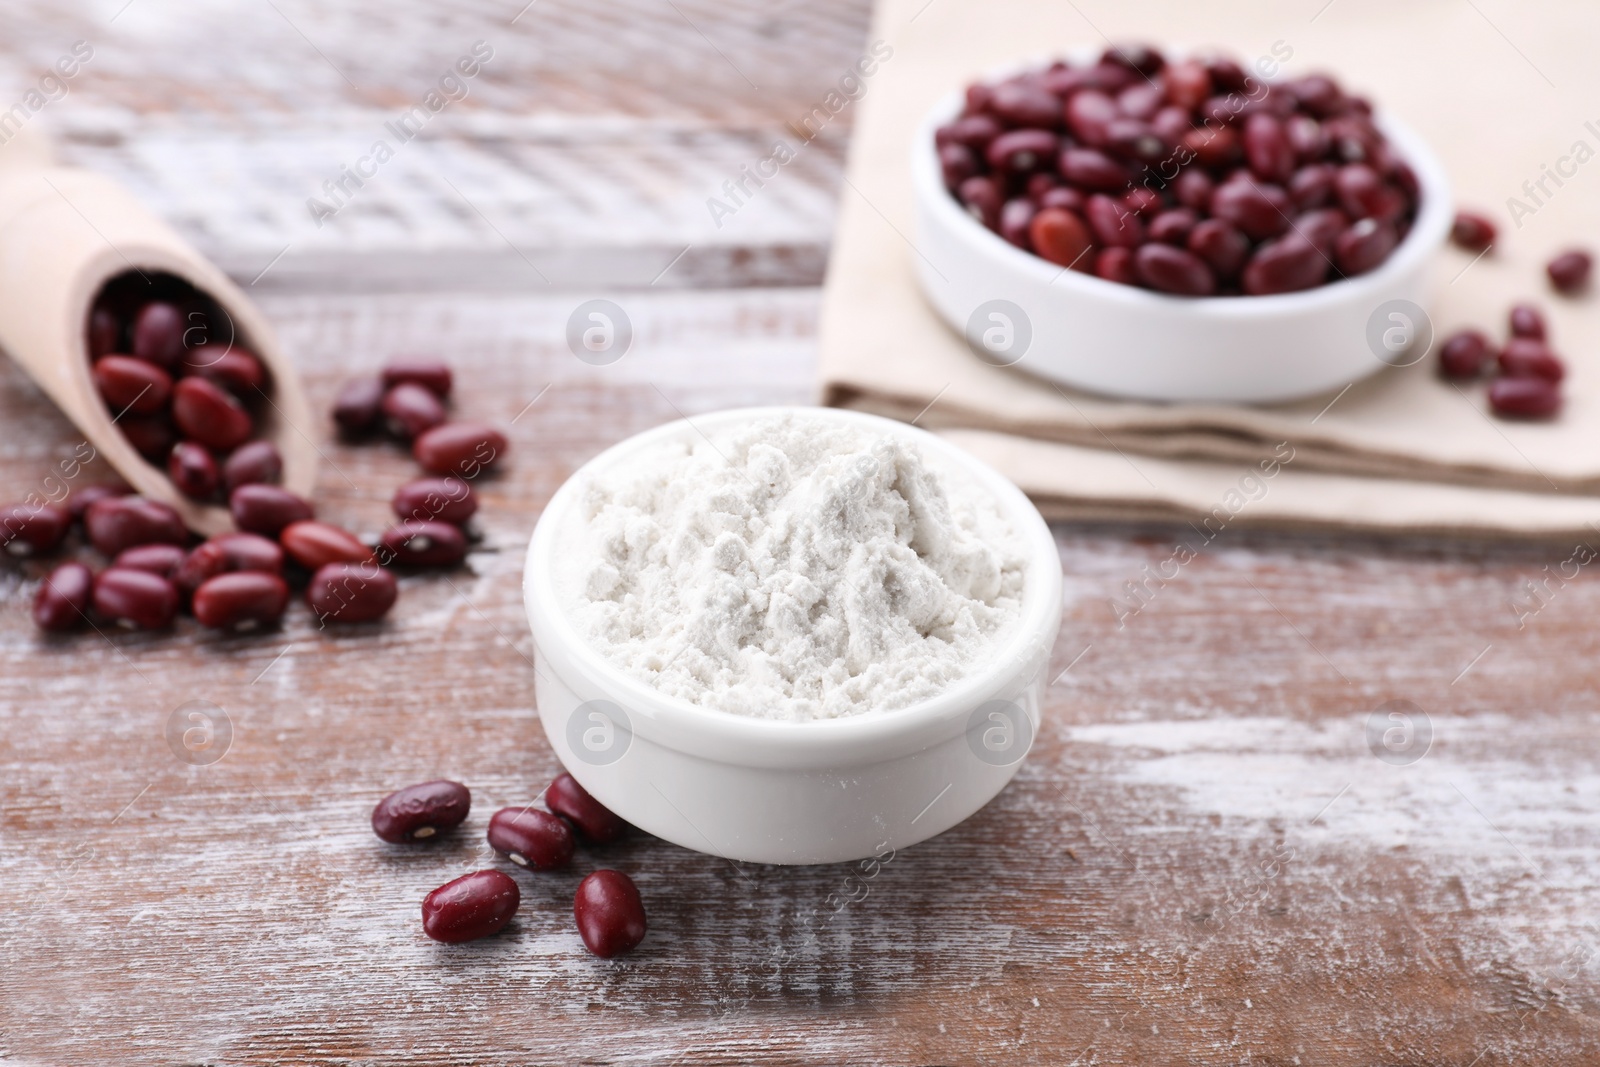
[1,289,1598,1066]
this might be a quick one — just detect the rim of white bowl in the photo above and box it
[912,77,1454,318]
[523,406,1064,762]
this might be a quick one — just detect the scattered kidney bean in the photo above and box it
[379,520,467,567]
[545,773,627,843]
[1450,210,1496,252]
[93,567,179,629]
[1334,217,1398,276]
[118,416,176,463]
[68,483,129,522]
[1507,303,1546,340]
[573,870,647,958]
[1438,330,1492,379]
[1547,249,1592,294]
[279,520,375,570]
[307,561,397,624]
[221,440,283,495]
[1242,234,1327,295]
[1498,338,1565,382]
[168,441,221,501]
[381,382,448,440]
[381,359,453,400]
[392,476,479,526]
[371,780,472,843]
[229,485,313,537]
[33,561,93,632]
[181,347,266,397]
[113,542,187,579]
[1,503,71,557]
[131,301,186,369]
[85,496,186,556]
[1135,243,1217,295]
[174,532,284,596]
[422,870,520,944]
[487,807,574,871]
[1489,376,1561,419]
[413,423,508,478]
[333,376,386,436]
[192,571,290,631]
[1027,207,1093,268]
[172,376,253,451]
[93,355,172,416]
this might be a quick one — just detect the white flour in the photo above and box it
[562,414,1028,720]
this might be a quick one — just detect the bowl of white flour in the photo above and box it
[523,407,1061,864]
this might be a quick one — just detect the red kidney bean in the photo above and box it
[1116,81,1164,120]
[119,416,176,463]
[1186,218,1251,280]
[1210,176,1292,239]
[392,476,479,526]
[68,483,129,522]
[332,376,386,436]
[1335,217,1398,276]
[1286,74,1344,117]
[1242,234,1328,295]
[221,439,282,495]
[372,780,472,843]
[1103,43,1164,77]
[93,355,172,416]
[998,198,1036,248]
[280,520,374,570]
[1085,193,1144,248]
[1508,303,1546,340]
[1183,125,1241,167]
[113,542,186,579]
[957,175,1001,229]
[1164,60,1211,111]
[1489,376,1561,419]
[88,307,121,360]
[1450,210,1496,252]
[1439,329,1492,379]
[938,142,976,189]
[1027,207,1092,269]
[1172,169,1214,211]
[574,870,647,958]
[85,496,186,556]
[1334,163,1404,223]
[1284,114,1327,161]
[962,83,993,113]
[1288,163,1335,210]
[1104,118,1169,164]
[167,441,220,501]
[93,567,179,629]
[935,114,1003,151]
[1024,172,1061,199]
[181,347,265,397]
[1058,147,1129,191]
[988,81,1060,128]
[1,503,71,557]
[381,358,453,400]
[1121,187,1163,218]
[1065,90,1118,145]
[175,532,284,596]
[172,376,253,451]
[33,561,93,632]
[1094,246,1137,285]
[131,301,186,370]
[192,571,290,631]
[1150,105,1192,146]
[229,485,313,537]
[1498,338,1565,382]
[307,560,397,624]
[545,773,628,843]
[1547,249,1592,294]
[1203,55,1251,93]
[1147,208,1198,245]
[487,807,574,871]
[1038,185,1086,213]
[1324,114,1380,163]
[1295,208,1349,258]
[174,541,227,595]
[1243,113,1295,183]
[378,520,468,567]
[985,129,1058,173]
[1135,244,1218,296]
[413,423,508,478]
[422,870,520,944]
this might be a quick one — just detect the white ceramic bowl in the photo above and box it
[523,406,1063,865]
[912,87,1454,403]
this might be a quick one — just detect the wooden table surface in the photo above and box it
[3,2,1599,1065]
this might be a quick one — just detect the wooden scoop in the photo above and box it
[0,144,315,537]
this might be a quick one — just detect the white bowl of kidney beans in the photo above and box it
[913,46,1453,403]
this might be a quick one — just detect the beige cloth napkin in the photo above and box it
[820,0,1600,534]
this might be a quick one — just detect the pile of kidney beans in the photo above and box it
[939,46,1419,296]
[373,773,646,956]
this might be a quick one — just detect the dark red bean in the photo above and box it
[545,773,627,843]
[1102,43,1164,77]
[988,81,1060,128]
[181,347,266,397]
[1121,187,1163,218]
[1334,163,1404,223]
[1116,81,1165,120]
[1172,169,1214,211]
[1150,105,1192,145]
[1027,207,1092,269]
[174,532,284,596]
[191,571,290,631]
[938,142,976,189]
[1284,114,1328,161]
[131,301,185,370]
[221,440,283,495]
[280,520,375,570]
[1186,218,1251,280]
[1085,193,1144,248]
[332,376,386,436]
[985,129,1058,173]
[1547,250,1592,294]
[378,520,468,568]
[1508,303,1546,340]
[1058,147,1129,191]
[487,807,574,871]
[1203,56,1251,93]
[998,198,1036,248]
[1182,125,1241,167]
[92,567,179,629]
[93,355,172,416]
[118,416,176,463]
[381,358,453,400]
[88,307,121,360]
[422,870,520,944]
[1288,163,1335,210]
[84,496,186,556]
[307,560,397,624]
[1147,208,1198,245]
[229,485,313,538]
[1286,74,1344,118]
[1104,118,1169,164]
[1094,246,1137,285]
[935,114,1003,151]
[113,542,186,579]
[1450,210,1496,252]
[168,441,220,501]
[1242,234,1328,295]
[372,780,472,843]
[957,175,1002,229]
[33,561,93,632]
[413,423,508,478]
[392,476,479,526]
[1243,113,1295,183]
[1499,338,1565,382]
[1210,176,1292,239]
[574,870,647,958]
[1065,90,1118,145]
[1335,217,1399,276]
[1024,172,1061,199]
[1164,60,1210,110]
[1038,186,1086,214]
[962,83,993,114]
[1295,207,1349,258]
[1135,244,1217,296]
[172,376,253,451]
[382,382,447,440]
[1439,330,1492,379]
[1,503,71,558]
[68,484,129,522]
[1489,376,1561,419]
